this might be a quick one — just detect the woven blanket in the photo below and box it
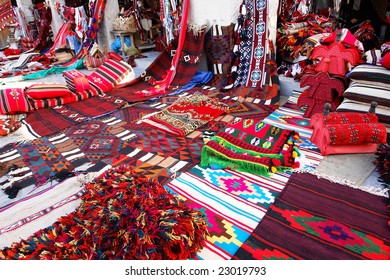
[233,172,390,260]
[201,118,301,177]
[165,165,290,259]
[141,92,229,136]
[0,165,208,259]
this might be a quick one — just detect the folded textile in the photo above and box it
[141,91,229,137]
[200,118,300,177]
[0,119,21,136]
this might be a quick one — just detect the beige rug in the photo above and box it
[312,153,387,196]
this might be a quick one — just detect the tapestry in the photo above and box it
[165,165,290,259]
[22,94,126,137]
[141,92,229,136]
[233,172,390,260]
[200,118,301,177]
[0,165,208,259]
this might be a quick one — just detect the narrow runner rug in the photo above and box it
[233,172,390,260]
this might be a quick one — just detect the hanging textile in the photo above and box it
[0,0,15,32]
[63,0,107,67]
[133,0,189,97]
[233,0,268,88]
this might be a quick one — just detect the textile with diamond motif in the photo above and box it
[233,172,390,260]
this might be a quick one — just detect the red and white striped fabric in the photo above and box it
[87,59,133,93]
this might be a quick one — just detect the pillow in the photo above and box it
[63,70,88,93]
[0,88,33,114]
[343,82,390,108]
[25,84,72,99]
[348,64,390,89]
[87,59,133,93]
[336,98,390,125]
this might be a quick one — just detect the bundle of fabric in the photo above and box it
[141,91,229,136]
[26,83,96,110]
[276,15,333,62]
[310,111,387,155]
[0,165,208,259]
[233,172,390,260]
[374,144,390,189]
[201,118,301,177]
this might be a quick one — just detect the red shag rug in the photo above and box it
[0,166,208,260]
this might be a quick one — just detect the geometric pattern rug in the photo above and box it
[233,172,390,260]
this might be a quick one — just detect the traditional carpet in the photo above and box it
[165,164,290,259]
[0,165,208,259]
[233,172,390,260]
[141,92,229,137]
[204,23,235,88]
[22,94,126,137]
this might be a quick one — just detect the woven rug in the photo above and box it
[233,0,268,88]
[22,94,126,137]
[141,92,229,137]
[0,165,208,259]
[165,164,290,259]
[0,116,138,204]
[233,172,390,260]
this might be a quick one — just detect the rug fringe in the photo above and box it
[310,170,389,197]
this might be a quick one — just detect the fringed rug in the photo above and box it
[200,118,301,177]
[0,165,208,260]
[165,164,290,259]
[233,172,390,260]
